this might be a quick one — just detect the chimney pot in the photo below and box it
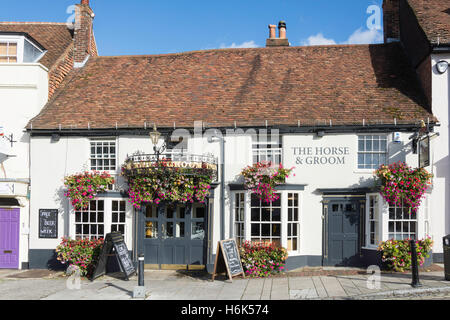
[278,21,287,39]
[268,25,277,39]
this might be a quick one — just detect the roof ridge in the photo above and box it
[0,21,67,25]
[94,43,389,60]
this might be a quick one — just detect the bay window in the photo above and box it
[366,194,380,247]
[232,191,301,254]
[388,201,417,240]
[250,193,281,247]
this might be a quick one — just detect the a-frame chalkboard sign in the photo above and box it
[212,239,245,282]
[91,232,136,281]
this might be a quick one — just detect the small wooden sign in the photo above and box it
[212,239,245,282]
[91,232,136,281]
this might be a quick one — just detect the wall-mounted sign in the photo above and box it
[291,146,350,166]
[0,183,13,195]
[419,136,430,168]
[39,209,58,239]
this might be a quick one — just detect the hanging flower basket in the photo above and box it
[121,158,215,209]
[241,161,294,203]
[64,171,115,211]
[374,162,433,213]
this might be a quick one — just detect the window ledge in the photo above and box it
[361,246,378,251]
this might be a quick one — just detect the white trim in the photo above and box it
[230,189,303,257]
[356,133,389,170]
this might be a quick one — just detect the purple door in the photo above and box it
[0,208,20,269]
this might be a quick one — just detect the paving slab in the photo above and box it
[271,277,289,300]
[242,278,264,300]
[320,276,347,297]
[260,278,272,300]
[312,276,328,298]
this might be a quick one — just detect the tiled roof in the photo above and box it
[407,0,450,45]
[28,43,434,130]
[0,22,73,69]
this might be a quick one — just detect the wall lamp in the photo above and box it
[436,60,449,74]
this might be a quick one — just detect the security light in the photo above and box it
[436,60,449,74]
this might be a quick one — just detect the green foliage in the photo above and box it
[374,162,432,212]
[55,238,104,277]
[122,159,215,209]
[241,162,294,203]
[64,171,114,211]
[239,241,288,277]
[377,238,433,272]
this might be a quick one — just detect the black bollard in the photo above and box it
[138,254,145,287]
[410,240,422,288]
[133,254,146,298]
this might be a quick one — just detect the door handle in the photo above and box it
[3,250,12,254]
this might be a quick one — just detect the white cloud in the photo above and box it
[343,28,383,44]
[302,27,383,46]
[302,33,337,46]
[219,40,259,49]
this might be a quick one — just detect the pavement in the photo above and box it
[0,265,448,300]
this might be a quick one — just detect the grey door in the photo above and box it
[140,203,206,268]
[325,200,361,266]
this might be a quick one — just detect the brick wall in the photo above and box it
[383,0,400,43]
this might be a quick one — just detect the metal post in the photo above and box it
[133,254,146,298]
[138,254,145,287]
[410,240,422,288]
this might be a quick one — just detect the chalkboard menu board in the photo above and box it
[212,239,245,282]
[91,232,136,281]
[38,209,58,239]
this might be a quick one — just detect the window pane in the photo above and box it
[251,224,260,236]
[272,208,281,221]
[0,43,7,55]
[251,208,260,221]
[8,43,17,55]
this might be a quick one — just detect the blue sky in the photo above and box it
[0,0,384,55]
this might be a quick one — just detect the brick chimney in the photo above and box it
[383,0,400,43]
[266,21,290,47]
[73,0,97,68]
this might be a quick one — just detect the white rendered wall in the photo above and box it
[429,53,450,254]
[0,63,48,269]
[30,130,434,263]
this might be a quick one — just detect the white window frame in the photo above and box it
[0,35,44,64]
[74,199,105,240]
[89,139,118,173]
[365,193,382,249]
[111,199,127,237]
[356,134,388,171]
[231,190,302,256]
[252,134,282,165]
[387,200,418,240]
[70,197,133,247]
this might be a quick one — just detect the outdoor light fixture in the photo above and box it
[149,124,161,146]
[316,131,325,138]
[149,124,165,160]
[436,60,449,74]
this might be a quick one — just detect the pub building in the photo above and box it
[20,0,449,271]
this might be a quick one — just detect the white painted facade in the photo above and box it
[28,128,440,268]
[0,61,49,269]
[429,53,450,255]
